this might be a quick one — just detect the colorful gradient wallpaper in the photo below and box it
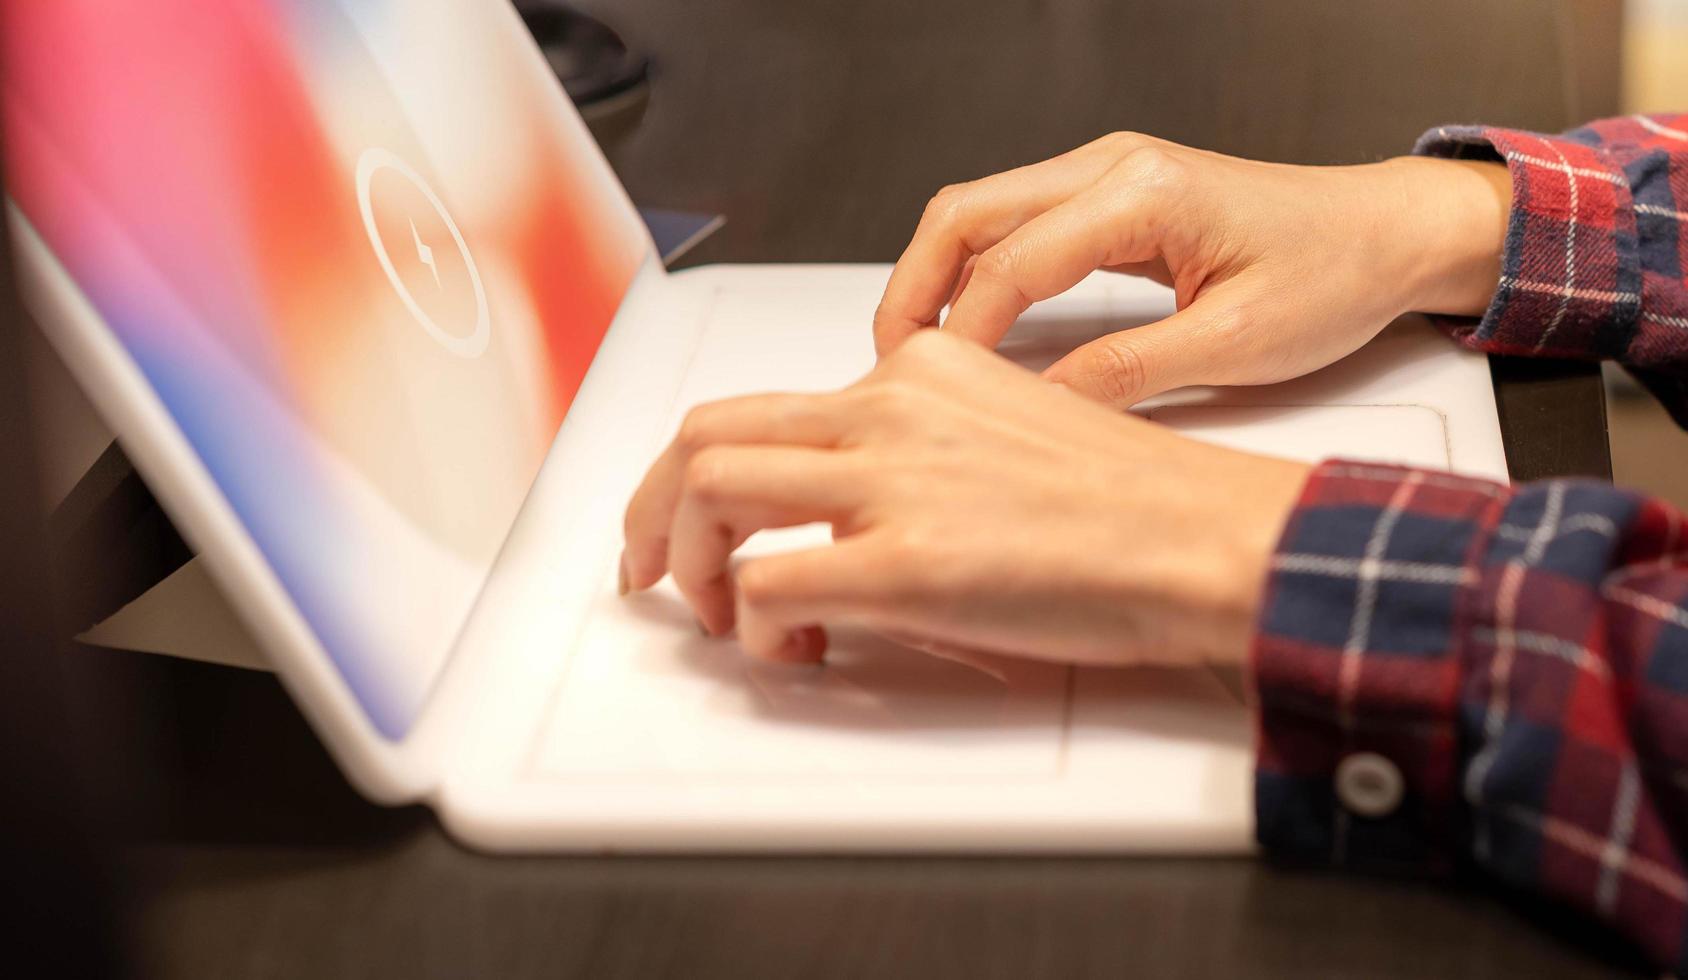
[3,0,651,736]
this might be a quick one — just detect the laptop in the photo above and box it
[5,0,1507,852]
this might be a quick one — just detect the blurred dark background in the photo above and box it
[4,1,1682,977]
[593,0,1620,263]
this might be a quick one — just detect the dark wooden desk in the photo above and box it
[81,0,1634,975]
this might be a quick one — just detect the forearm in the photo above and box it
[1252,460,1688,973]
[1408,114,1688,425]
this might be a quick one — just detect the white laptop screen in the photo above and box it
[4,0,651,737]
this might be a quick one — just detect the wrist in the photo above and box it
[1369,156,1512,318]
[1203,454,1312,666]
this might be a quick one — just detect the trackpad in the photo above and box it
[1147,404,1453,468]
[535,527,1076,779]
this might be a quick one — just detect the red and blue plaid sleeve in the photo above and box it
[1412,113,1688,426]
[1253,461,1688,972]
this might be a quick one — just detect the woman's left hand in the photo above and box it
[620,329,1309,667]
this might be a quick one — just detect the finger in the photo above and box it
[945,254,978,312]
[865,325,1057,423]
[942,157,1180,348]
[1041,295,1244,408]
[623,393,852,590]
[733,540,894,663]
[872,135,1150,356]
[668,446,866,635]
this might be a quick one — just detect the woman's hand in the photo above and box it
[621,330,1310,667]
[872,133,1512,407]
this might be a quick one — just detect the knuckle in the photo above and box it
[862,378,927,420]
[878,525,928,564]
[973,245,1023,285]
[670,562,705,595]
[675,405,716,451]
[1089,341,1151,406]
[734,562,781,608]
[1098,130,1143,153]
[883,465,934,504]
[891,327,948,362]
[1113,145,1187,190]
[681,449,732,503]
[922,183,970,225]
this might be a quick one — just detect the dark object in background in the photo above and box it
[641,208,727,266]
[517,1,650,145]
[518,2,647,105]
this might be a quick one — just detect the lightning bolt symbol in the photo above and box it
[410,218,441,289]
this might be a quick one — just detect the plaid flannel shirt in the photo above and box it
[1253,113,1688,974]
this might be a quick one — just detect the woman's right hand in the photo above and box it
[871,133,1514,408]
[620,328,1309,669]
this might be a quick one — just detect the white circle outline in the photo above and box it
[355,147,490,358]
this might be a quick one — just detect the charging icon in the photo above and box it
[355,148,490,358]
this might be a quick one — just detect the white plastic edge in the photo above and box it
[10,205,436,802]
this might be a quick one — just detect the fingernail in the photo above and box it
[617,554,630,596]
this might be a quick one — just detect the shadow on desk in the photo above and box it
[67,645,431,848]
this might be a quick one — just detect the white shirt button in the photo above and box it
[1335,752,1404,818]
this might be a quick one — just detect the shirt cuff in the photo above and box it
[1411,124,1641,362]
[1252,459,1511,872]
